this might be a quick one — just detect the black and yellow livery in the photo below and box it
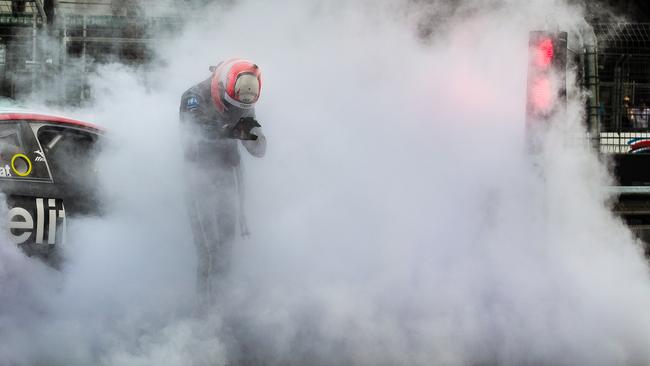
[0,107,103,266]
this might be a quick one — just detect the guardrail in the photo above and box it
[600,132,650,153]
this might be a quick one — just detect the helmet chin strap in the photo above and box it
[223,92,255,109]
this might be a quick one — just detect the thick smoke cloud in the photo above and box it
[1,0,650,365]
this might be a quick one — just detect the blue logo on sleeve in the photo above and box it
[187,96,199,109]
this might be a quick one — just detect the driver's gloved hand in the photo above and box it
[222,117,261,140]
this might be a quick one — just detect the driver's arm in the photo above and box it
[241,108,266,158]
[179,92,214,161]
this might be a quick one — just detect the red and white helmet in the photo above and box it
[210,58,262,113]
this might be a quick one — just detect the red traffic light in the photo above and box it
[535,38,554,69]
[526,31,567,126]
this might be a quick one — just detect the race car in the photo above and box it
[0,103,103,266]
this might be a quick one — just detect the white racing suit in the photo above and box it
[180,77,266,299]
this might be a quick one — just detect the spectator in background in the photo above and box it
[622,96,632,130]
[630,100,650,130]
[639,101,650,130]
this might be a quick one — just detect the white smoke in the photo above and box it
[1,0,650,365]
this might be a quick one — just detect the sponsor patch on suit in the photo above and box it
[186,96,199,109]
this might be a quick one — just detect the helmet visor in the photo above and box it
[234,73,260,104]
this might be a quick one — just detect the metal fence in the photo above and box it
[587,24,650,154]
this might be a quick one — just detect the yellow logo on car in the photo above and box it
[11,153,32,177]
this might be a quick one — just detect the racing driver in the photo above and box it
[179,58,266,301]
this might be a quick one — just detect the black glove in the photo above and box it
[224,117,261,140]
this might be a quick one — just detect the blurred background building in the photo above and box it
[0,0,187,104]
[0,0,648,107]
